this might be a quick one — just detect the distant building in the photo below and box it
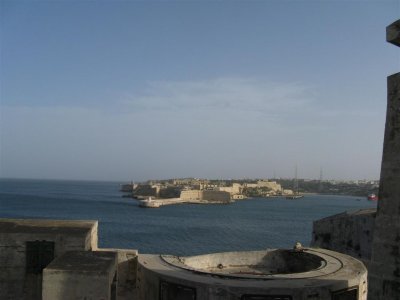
[180,190,231,203]
[245,183,258,188]
[282,189,294,195]
[173,178,209,186]
[257,180,282,192]
[218,183,242,195]
[180,190,202,200]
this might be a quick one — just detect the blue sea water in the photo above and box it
[0,179,377,256]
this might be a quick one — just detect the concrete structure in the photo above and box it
[0,218,138,300]
[311,20,400,299]
[218,183,243,195]
[99,248,139,299]
[283,189,294,195]
[139,197,184,208]
[1,217,371,300]
[257,180,282,192]
[42,251,117,300]
[312,208,376,266]
[180,190,231,203]
[368,20,400,299]
[243,180,293,197]
[202,190,231,202]
[139,196,232,208]
[137,248,368,300]
[0,218,98,300]
[180,189,202,201]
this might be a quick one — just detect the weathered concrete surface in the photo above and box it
[42,251,117,300]
[369,72,400,299]
[166,249,325,276]
[0,219,98,300]
[387,20,400,47]
[98,248,138,299]
[311,208,376,265]
[138,248,368,300]
[369,21,400,299]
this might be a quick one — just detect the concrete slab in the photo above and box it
[43,251,117,300]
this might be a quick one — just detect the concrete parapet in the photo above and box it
[98,248,139,299]
[42,251,117,300]
[311,208,376,265]
[137,248,368,300]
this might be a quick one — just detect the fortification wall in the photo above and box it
[218,184,242,195]
[180,190,231,202]
[201,190,231,202]
[312,209,376,265]
[180,190,202,200]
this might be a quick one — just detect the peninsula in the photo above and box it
[121,177,380,207]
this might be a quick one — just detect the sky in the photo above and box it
[1,0,399,182]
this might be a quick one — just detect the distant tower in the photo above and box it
[293,165,299,193]
[318,167,323,193]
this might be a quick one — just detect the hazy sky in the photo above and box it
[1,1,399,182]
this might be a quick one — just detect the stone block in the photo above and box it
[42,251,117,300]
[97,248,138,298]
[387,20,400,47]
[0,219,98,300]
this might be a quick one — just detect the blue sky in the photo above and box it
[1,0,399,181]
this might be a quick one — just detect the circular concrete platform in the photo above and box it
[137,248,367,300]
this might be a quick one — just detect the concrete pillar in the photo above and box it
[368,20,400,299]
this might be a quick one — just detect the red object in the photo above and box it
[367,194,378,201]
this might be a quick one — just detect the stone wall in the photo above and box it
[180,190,231,202]
[201,190,231,202]
[98,248,138,299]
[0,219,97,300]
[180,190,202,200]
[311,208,376,265]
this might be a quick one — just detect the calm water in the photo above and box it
[0,179,377,256]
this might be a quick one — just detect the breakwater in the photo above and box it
[138,197,232,208]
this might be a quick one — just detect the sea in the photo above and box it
[0,179,377,256]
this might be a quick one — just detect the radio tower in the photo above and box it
[318,167,323,193]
